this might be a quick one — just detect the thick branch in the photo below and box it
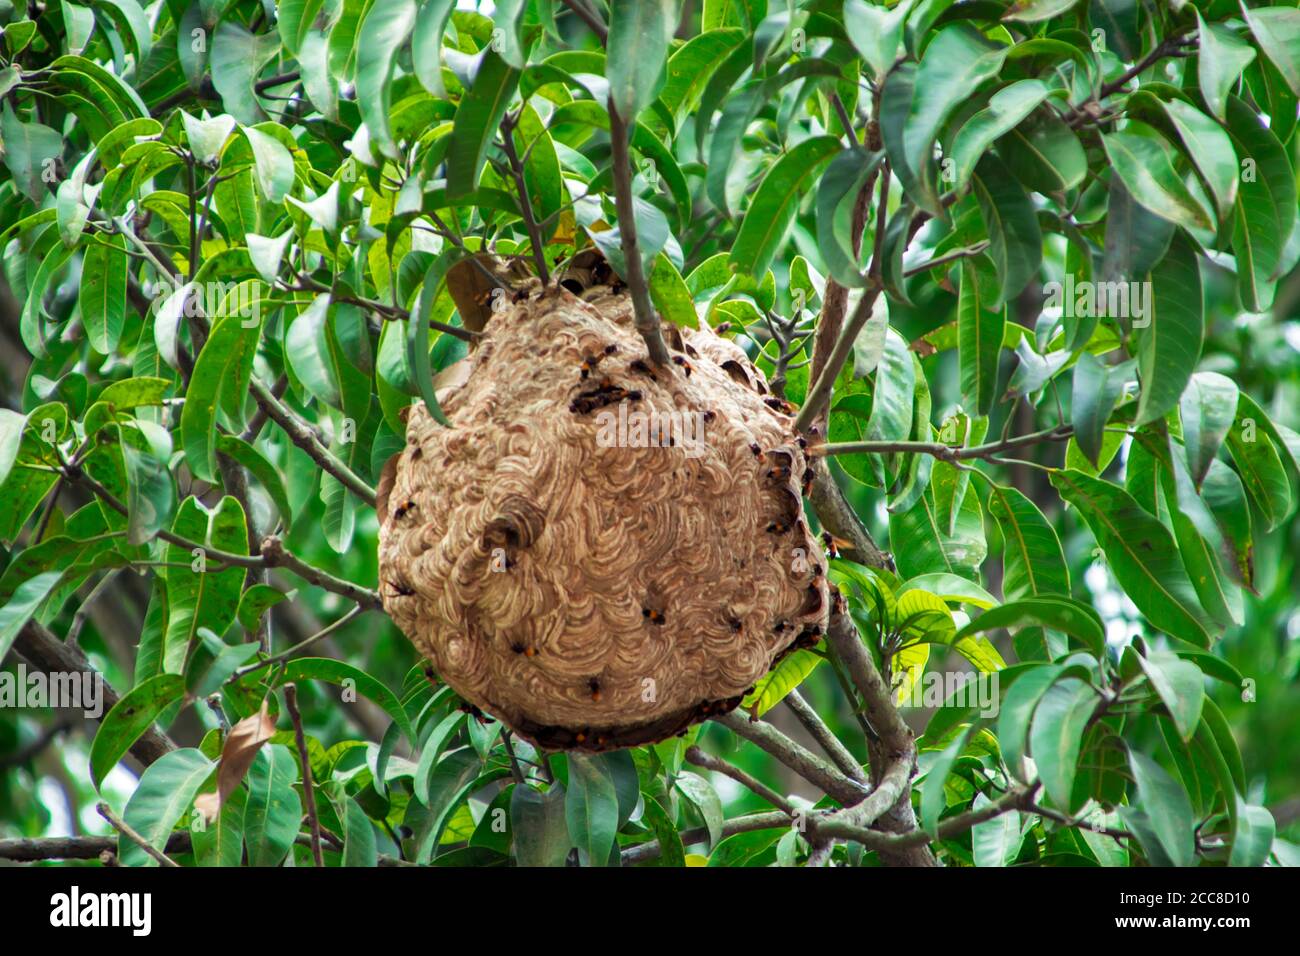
[784,689,868,784]
[712,710,869,806]
[11,619,176,767]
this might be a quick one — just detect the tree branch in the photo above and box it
[11,619,177,767]
[248,377,377,508]
[712,710,869,806]
[783,689,868,784]
[607,99,670,365]
[97,801,180,867]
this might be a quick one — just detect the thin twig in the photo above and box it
[607,99,670,365]
[284,684,324,867]
[229,605,366,682]
[97,802,180,867]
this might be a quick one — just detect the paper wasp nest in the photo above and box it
[377,274,829,752]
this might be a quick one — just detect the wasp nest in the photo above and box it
[377,278,829,752]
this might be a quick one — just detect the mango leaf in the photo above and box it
[1029,677,1097,812]
[1051,470,1210,647]
[243,744,303,867]
[1126,750,1195,867]
[1197,13,1256,120]
[606,0,675,122]
[957,255,1005,417]
[511,782,570,867]
[1180,371,1239,489]
[730,135,841,278]
[120,748,214,867]
[1138,650,1204,742]
[986,484,1070,601]
[446,50,520,198]
[566,752,620,867]
[1134,232,1203,426]
[1101,123,1214,233]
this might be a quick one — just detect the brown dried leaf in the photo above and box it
[199,699,276,821]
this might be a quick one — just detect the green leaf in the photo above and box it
[1126,750,1195,867]
[957,255,1005,416]
[889,482,986,582]
[1158,98,1239,224]
[948,79,1052,191]
[1138,650,1204,742]
[1241,4,1300,97]
[1228,797,1276,868]
[511,782,570,867]
[236,583,290,632]
[1197,13,1256,120]
[339,793,378,867]
[920,725,973,835]
[986,484,1070,601]
[999,107,1087,194]
[1029,677,1097,812]
[278,657,416,745]
[1135,232,1203,426]
[676,771,724,848]
[491,0,530,69]
[997,663,1064,782]
[971,791,1022,867]
[0,570,63,661]
[120,748,214,867]
[648,252,697,329]
[1224,95,1297,313]
[209,21,280,125]
[182,315,260,484]
[640,796,686,867]
[972,153,1042,308]
[565,753,620,867]
[446,50,520,198]
[407,251,463,427]
[741,648,822,717]
[1004,0,1081,23]
[161,496,248,672]
[123,444,176,546]
[215,434,293,527]
[412,0,455,95]
[1050,470,1210,646]
[895,24,1007,215]
[1224,398,1292,532]
[1101,123,1215,233]
[730,135,842,278]
[90,674,187,789]
[243,126,295,203]
[243,744,303,867]
[843,0,914,78]
[81,234,130,354]
[1070,353,1133,468]
[356,0,418,159]
[92,0,152,63]
[1180,371,1239,489]
[1,103,64,202]
[815,148,880,288]
[955,596,1104,658]
[606,0,675,121]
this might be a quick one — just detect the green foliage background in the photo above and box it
[0,0,1299,868]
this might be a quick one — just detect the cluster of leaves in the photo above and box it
[1,0,1299,867]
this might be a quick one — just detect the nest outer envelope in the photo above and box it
[377,287,829,752]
